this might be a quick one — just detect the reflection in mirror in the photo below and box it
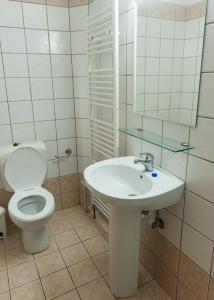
[134,0,206,126]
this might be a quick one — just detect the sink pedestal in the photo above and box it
[109,205,142,298]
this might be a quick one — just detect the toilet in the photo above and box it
[0,141,55,254]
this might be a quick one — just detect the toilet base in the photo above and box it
[22,226,50,254]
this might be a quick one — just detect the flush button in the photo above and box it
[151,172,157,177]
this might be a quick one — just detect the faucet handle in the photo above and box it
[139,152,154,162]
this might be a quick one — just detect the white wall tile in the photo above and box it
[75,99,89,119]
[72,55,88,76]
[77,156,90,173]
[127,43,134,75]
[0,125,12,145]
[185,191,214,241]
[73,77,88,98]
[35,120,56,141]
[70,31,87,54]
[0,102,10,125]
[0,57,3,78]
[53,78,73,99]
[3,54,28,77]
[47,160,59,178]
[76,119,90,138]
[127,9,136,43]
[119,0,126,14]
[6,78,31,101]
[0,28,26,53]
[190,117,214,162]
[47,6,69,31]
[45,140,58,160]
[12,123,35,143]
[57,138,77,156]
[49,31,71,54]
[202,23,214,72]
[51,55,72,77]
[161,150,187,181]
[77,138,91,157]
[56,119,76,139]
[33,100,55,121]
[23,3,47,29]
[55,99,75,119]
[28,54,51,77]
[30,78,53,100]
[198,73,214,118]
[0,0,23,28]
[25,29,49,54]
[119,13,127,45]
[0,79,7,102]
[119,45,127,75]
[9,101,33,124]
[69,5,88,31]
[187,155,214,203]
[181,223,213,273]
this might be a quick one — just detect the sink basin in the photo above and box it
[84,156,184,298]
[84,156,184,210]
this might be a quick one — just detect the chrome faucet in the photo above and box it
[134,153,154,171]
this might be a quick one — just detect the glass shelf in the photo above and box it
[119,128,194,153]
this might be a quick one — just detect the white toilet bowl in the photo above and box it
[8,186,54,254]
[0,141,55,254]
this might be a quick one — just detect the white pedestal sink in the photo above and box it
[84,156,184,298]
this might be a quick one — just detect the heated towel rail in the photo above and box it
[87,2,119,219]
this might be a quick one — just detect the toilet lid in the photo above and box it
[4,147,46,191]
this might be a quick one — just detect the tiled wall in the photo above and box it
[10,0,89,7]
[119,0,214,299]
[0,0,90,213]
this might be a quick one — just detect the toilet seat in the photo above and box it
[8,186,54,223]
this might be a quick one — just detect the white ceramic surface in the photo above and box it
[84,156,184,298]
[84,156,184,210]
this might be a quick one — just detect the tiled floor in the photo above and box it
[0,206,171,300]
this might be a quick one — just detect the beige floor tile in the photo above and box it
[93,251,109,275]
[83,236,108,256]
[41,268,75,300]
[75,223,100,241]
[6,246,33,267]
[103,274,110,287]
[49,218,72,235]
[67,212,91,228]
[10,280,45,300]
[55,229,80,249]
[61,243,89,266]
[78,278,115,300]
[143,281,171,300]
[138,263,153,286]
[54,290,80,300]
[0,251,6,271]
[0,292,10,300]
[118,286,151,300]
[7,224,20,236]
[68,258,100,287]
[0,270,9,293]
[4,233,22,250]
[35,251,65,277]
[8,261,39,289]
[34,236,58,258]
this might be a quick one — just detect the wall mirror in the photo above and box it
[134,0,206,126]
